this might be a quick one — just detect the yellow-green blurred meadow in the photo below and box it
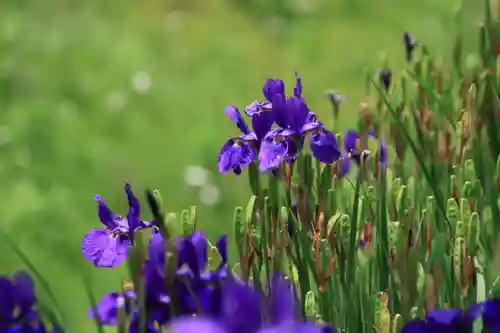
[0,0,483,330]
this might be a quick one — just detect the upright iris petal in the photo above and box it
[125,183,141,230]
[177,231,209,276]
[81,183,153,267]
[293,72,302,98]
[263,78,285,102]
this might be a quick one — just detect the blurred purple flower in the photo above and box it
[168,275,335,333]
[379,69,392,91]
[146,231,228,315]
[403,32,418,63]
[81,183,154,268]
[0,271,55,332]
[401,300,500,333]
[219,105,273,175]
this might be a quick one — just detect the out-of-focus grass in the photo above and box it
[0,0,481,330]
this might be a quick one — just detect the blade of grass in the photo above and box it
[373,81,452,231]
[82,273,105,333]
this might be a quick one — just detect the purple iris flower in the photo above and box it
[167,275,335,333]
[258,74,340,171]
[146,231,228,315]
[218,105,274,175]
[401,300,500,333]
[343,129,387,167]
[81,183,154,268]
[88,289,168,333]
[0,271,55,332]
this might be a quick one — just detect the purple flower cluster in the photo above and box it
[87,230,228,332]
[81,184,335,332]
[218,74,387,177]
[0,271,59,332]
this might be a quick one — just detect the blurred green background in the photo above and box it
[0,0,483,331]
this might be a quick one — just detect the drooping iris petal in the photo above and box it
[13,271,36,316]
[225,105,250,135]
[125,183,141,230]
[259,137,287,172]
[263,79,285,102]
[218,139,243,173]
[94,195,117,229]
[245,101,272,117]
[169,317,228,333]
[300,120,323,135]
[81,229,129,267]
[310,130,341,165]
[221,280,262,333]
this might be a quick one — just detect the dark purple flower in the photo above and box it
[219,105,273,175]
[379,69,392,91]
[81,183,153,267]
[344,129,386,167]
[403,32,418,63]
[0,271,52,332]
